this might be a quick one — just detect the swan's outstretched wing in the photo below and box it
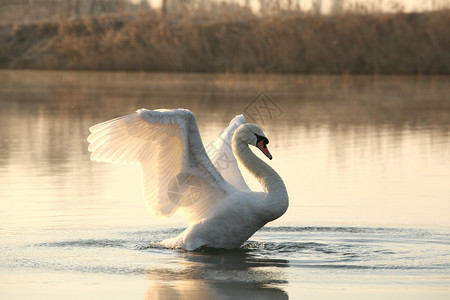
[207,115,250,191]
[87,108,231,222]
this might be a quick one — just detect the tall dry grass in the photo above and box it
[0,8,449,74]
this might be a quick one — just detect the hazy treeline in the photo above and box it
[0,0,398,22]
[0,1,449,74]
[0,0,151,23]
[2,0,450,22]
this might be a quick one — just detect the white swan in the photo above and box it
[87,109,288,251]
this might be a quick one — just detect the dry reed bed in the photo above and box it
[0,10,449,74]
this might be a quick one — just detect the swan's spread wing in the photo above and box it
[87,108,229,221]
[207,115,250,191]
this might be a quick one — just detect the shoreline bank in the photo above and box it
[0,10,449,74]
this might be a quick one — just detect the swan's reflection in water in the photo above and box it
[145,281,288,300]
[145,249,289,299]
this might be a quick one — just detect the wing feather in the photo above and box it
[87,108,231,221]
[208,115,250,191]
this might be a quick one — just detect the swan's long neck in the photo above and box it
[233,138,289,222]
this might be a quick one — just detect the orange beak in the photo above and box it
[257,140,272,160]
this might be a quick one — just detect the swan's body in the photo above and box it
[87,109,288,251]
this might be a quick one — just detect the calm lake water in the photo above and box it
[0,70,449,299]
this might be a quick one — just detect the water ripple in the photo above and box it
[35,239,131,249]
[4,226,446,277]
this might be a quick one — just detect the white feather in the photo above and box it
[208,114,250,191]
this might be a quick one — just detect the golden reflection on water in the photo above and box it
[145,280,288,300]
[144,250,288,300]
[0,70,449,230]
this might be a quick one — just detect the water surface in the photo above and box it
[0,71,449,298]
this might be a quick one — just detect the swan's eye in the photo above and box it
[255,134,269,148]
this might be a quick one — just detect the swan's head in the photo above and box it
[236,124,272,160]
